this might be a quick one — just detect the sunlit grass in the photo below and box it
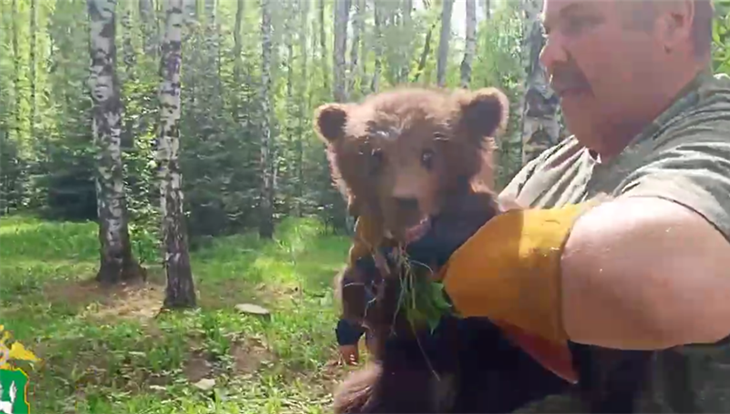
[0,214,355,413]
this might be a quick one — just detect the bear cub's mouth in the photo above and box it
[404,216,432,245]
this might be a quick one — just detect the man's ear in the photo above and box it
[459,87,510,141]
[314,103,349,144]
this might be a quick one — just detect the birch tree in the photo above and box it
[400,0,413,83]
[371,0,383,92]
[259,0,275,239]
[349,0,363,98]
[520,0,560,164]
[30,0,37,142]
[333,0,351,103]
[460,0,476,88]
[318,0,330,92]
[87,0,143,285]
[159,0,196,308]
[436,0,454,87]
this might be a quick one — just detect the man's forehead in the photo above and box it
[543,0,605,17]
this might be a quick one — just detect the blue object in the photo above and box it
[336,317,367,346]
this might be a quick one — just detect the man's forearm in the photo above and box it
[560,196,730,350]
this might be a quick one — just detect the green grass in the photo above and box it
[0,214,359,414]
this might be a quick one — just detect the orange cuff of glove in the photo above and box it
[441,202,597,345]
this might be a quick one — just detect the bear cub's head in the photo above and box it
[314,87,509,244]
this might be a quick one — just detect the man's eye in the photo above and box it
[562,16,600,36]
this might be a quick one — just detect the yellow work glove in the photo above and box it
[439,201,599,383]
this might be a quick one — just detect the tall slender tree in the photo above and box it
[158,0,196,308]
[333,0,351,102]
[371,0,383,92]
[520,0,560,164]
[87,0,144,285]
[436,0,454,87]
[259,0,275,239]
[460,0,476,88]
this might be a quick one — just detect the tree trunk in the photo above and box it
[87,0,144,286]
[412,15,438,84]
[371,0,382,93]
[297,0,309,217]
[318,0,330,92]
[204,0,221,93]
[359,0,370,95]
[159,0,196,308]
[400,0,413,83]
[30,0,37,142]
[333,0,351,103]
[259,0,275,239]
[483,0,491,20]
[232,0,244,119]
[11,0,20,142]
[436,0,454,87]
[520,0,560,165]
[460,0,476,89]
[139,0,157,56]
[349,0,362,98]
[121,2,136,148]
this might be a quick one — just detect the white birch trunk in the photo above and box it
[460,0,476,89]
[87,0,142,285]
[159,0,196,308]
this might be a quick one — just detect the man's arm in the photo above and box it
[440,126,730,351]
[561,195,730,350]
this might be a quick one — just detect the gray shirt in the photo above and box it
[502,70,730,413]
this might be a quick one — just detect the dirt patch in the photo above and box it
[184,351,213,383]
[231,336,274,376]
[43,275,167,323]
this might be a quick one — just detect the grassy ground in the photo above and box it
[0,214,360,413]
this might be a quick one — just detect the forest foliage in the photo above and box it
[0,0,728,257]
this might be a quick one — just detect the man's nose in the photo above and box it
[539,33,567,75]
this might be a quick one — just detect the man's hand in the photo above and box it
[338,344,360,366]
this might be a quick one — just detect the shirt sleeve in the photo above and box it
[499,153,544,200]
[617,125,730,241]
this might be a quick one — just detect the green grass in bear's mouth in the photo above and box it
[391,247,453,333]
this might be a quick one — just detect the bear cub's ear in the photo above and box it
[314,103,349,144]
[460,87,510,140]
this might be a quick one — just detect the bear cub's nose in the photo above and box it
[394,197,419,212]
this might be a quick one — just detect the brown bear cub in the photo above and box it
[315,87,651,413]
[315,88,651,414]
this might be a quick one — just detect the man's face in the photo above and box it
[540,0,670,150]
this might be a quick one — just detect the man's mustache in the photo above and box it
[549,64,591,94]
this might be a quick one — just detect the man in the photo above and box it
[438,0,730,412]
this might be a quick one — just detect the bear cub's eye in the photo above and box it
[421,149,435,170]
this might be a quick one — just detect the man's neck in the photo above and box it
[590,65,710,163]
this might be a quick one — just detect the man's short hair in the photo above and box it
[625,0,714,59]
